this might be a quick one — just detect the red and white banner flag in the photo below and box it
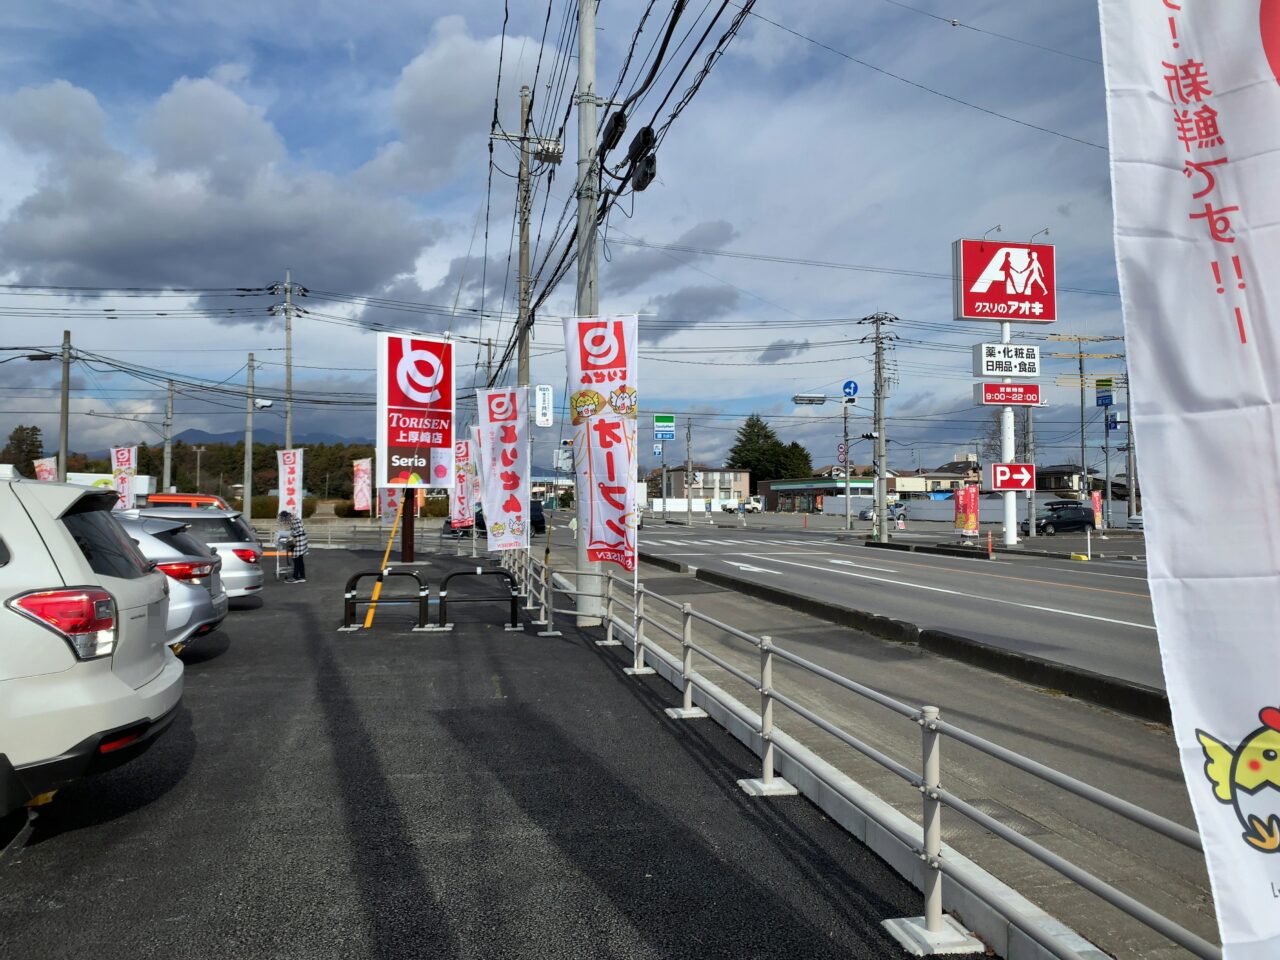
[276,449,304,518]
[378,487,403,525]
[375,332,455,487]
[476,388,529,552]
[33,456,57,482]
[109,446,137,511]
[352,457,372,512]
[954,485,978,537]
[450,439,475,529]
[1099,6,1280,955]
[563,315,639,571]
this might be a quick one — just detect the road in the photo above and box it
[605,521,1161,688]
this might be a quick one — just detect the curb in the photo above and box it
[668,562,1170,724]
[864,540,992,561]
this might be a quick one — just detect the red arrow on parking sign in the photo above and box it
[987,463,1036,491]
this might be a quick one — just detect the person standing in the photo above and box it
[278,510,309,583]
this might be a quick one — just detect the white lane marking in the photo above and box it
[829,559,899,573]
[724,561,781,574]
[737,554,1157,631]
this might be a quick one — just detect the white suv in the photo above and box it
[0,466,184,818]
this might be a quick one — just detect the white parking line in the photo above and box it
[737,554,1156,631]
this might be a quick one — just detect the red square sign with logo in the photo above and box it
[376,334,455,487]
[485,391,519,423]
[953,239,1057,323]
[576,319,628,373]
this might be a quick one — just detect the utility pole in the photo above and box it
[1125,369,1138,522]
[574,0,603,624]
[485,339,493,386]
[1048,335,1125,501]
[284,269,294,449]
[859,313,895,543]
[842,399,851,531]
[1025,404,1036,539]
[661,450,667,522]
[685,419,694,527]
[517,87,532,387]
[243,353,255,524]
[58,329,70,482]
[162,379,174,491]
[194,445,206,494]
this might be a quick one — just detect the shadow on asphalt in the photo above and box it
[179,629,232,665]
[24,707,197,844]
[229,595,264,611]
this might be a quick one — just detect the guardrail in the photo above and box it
[510,549,1215,960]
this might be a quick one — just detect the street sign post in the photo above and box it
[953,239,1057,323]
[654,413,676,441]
[973,382,1042,406]
[842,380,859,398]
[972,343,1041,377]
[984,462,1036,491]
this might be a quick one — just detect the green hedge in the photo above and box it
[232,495,316,519]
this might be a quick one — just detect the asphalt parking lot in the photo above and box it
[1,548,921,960]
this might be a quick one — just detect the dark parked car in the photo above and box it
[1020,502,1096,536]
[443,501,546,537]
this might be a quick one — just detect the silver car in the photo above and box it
[131,507,264,599]
[117,515,228,652]
[0,465,183,817]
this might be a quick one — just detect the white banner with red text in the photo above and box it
[33,456,57,481]
[378,487,404,525]
[375,332,455,487]
[109,446,137,511]
[276,449,304,519]
[450,439,475,529]
[563,315,639,571]
[1099,5,1280,955]
[352,458,372,512]
[476,388,529,552]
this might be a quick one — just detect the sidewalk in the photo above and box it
[2,549,923,960]
[545,554,1215,960]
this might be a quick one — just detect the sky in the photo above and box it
[0,0,1123,476]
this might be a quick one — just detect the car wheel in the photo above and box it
[1043,523,1056,535]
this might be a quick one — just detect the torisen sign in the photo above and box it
[953,239,1057,323]
[376,333,455,488]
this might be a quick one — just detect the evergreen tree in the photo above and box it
[726,415,813,493]
[0,425,44,473]
[779,441,813,480]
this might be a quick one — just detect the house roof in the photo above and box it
[1040,464,1099,476]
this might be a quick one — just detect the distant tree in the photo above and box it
[979,408,1030,463]
[726,414,785,493]
[779,441,812,480]
[0,425,44,473]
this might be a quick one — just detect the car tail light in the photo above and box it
[8,589,117,659]
[232,548,259,564]
[156,561,214,581]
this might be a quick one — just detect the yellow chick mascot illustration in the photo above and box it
[1198,706,1280,852]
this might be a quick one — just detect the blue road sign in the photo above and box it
[1106,412,1118,431]
[653,443,663,457]
[843,380,859,398]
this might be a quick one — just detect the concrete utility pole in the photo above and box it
[661,450,668,522]
[860,313,895,543]
[194,445,206,494]
[685,418,694,527]
[244,353,255,524]
[58,329,71,482]
[162,379,174,491]
[1000,320,1017,546]
[1048,335,1125,501]
[284,269,294,450]
[574,0,603,624]
[1124,369,1138,522]
[1077,344,1085,495]
[1025,404,1036,539]
[842,399,852,531]
[517,86,532,388]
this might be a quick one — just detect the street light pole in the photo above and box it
[244,353,255,524]
[58,330,70,482]
[843,399,851,531]
[162,379,174,492]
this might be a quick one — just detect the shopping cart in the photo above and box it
[273,531,292,580]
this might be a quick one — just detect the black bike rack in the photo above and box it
[432,567,521,632]
[338,569,430,632]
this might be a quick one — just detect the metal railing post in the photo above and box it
[921,705,944,934]
[624,585,655,675]
[597,572,620,646]
[664,602,708,720]
[737,635,796,796]
[523,551,538,611]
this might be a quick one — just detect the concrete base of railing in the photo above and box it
[883,914,985,956]
[562,585,1111,960]
[736,776,798,797]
